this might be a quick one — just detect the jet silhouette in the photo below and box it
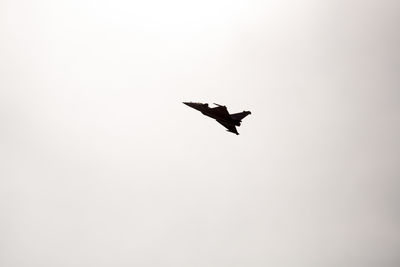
[183,102,251,135]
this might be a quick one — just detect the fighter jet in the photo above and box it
[183,102,251,135]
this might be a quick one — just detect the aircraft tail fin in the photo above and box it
[231,111,251,121]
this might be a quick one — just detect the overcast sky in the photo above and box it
[1,1,399,266]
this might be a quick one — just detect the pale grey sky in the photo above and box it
[1,1,399,266]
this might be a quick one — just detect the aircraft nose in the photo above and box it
[183,102,195,108]
[183,102,205,111]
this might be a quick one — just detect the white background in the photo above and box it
[1,1,399,266]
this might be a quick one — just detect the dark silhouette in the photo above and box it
[183,102,251,135]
